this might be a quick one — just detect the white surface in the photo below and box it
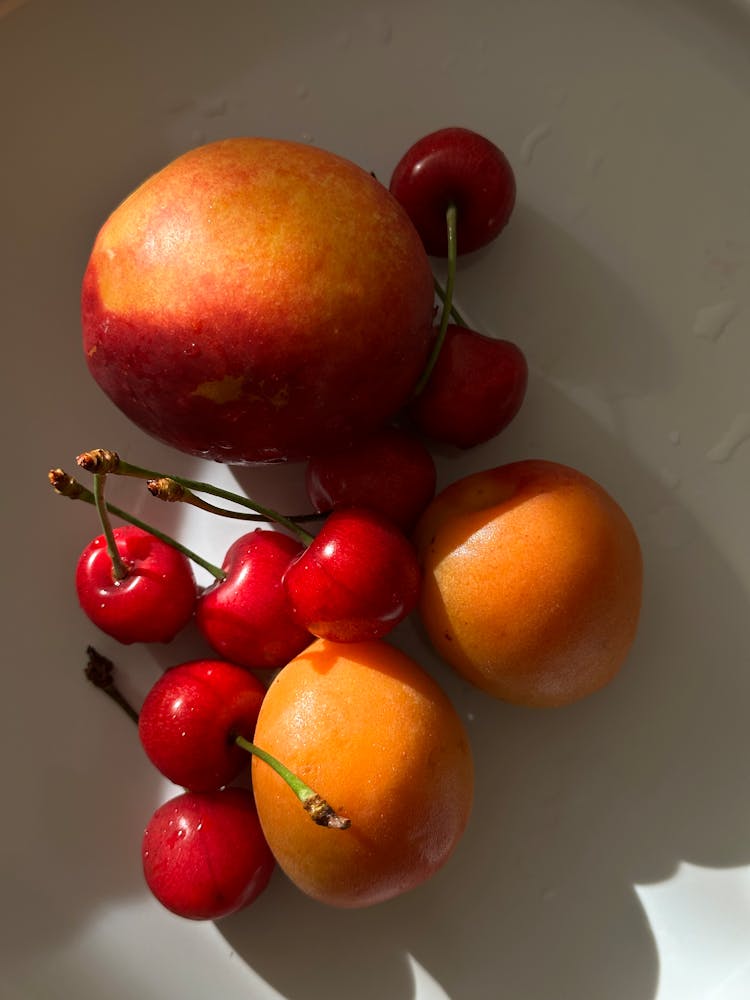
[2,1,749,998]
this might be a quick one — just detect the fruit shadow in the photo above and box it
[218,318,750,998]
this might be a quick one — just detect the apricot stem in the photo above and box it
[92,473,129,582]
[234,735,351,830]
[413,201,458,395]
[76,449,315,545]
[49,469,226,581]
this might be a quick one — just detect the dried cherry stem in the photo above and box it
[77,449,315,545]
[84,646,140,724]
[49,468,226,581]
[93,473,128,583]
[234,735,350,830]
[413,201,458,396]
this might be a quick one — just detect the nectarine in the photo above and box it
[414,460,643,707]
[251,638,474,907]
[82,138,433,463]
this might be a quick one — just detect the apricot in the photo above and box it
[251,638,474,908]
[414,460,643,707]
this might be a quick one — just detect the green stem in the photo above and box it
[146,477,321,527]
[93,473,128,582]
[413,201,458,395]
[77,450,314,545]
[234,734,350,830]
[49,469,225,581]
[433,275,468,327]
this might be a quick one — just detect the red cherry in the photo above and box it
[408,324,528,449]
[389,126,516,256]
[138,659,267,791]
[195,530,312,671]
[75,525,197,644]
[283,508,421,643]
[305,427,437,533]
[142,787,275,920]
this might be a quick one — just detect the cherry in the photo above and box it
[142,787,275,920]
[138,659,267,791]
[305,427,437,533]
[75,524,197,644]
[408,324,528,448]
[282,507,421,643]
[195,530,312,671]
[389,126,516,256]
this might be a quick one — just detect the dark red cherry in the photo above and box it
[282,508,421,643]
[142,787,275,920]
[138,659,267,791]
[389,126,516,256]
[408,324,528,448]
[305,427,437,533]
[75,525,197,644]
[195,530,312,671]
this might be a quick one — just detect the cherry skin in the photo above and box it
[138,658,267,791]
[408,324,528,449]
[389,126,516,256]
[305,427,437,533]
[283,508,421,643]
[195,529,312,671]
[75,524,197,644]
[142,787,275,921]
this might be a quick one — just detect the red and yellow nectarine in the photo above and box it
[82,138,433,463]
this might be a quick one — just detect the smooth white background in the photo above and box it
[2,1,749,998]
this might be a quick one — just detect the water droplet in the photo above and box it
[466,711,476,722]
[191,128,207,146]
[693,299,739,341]
[520,122,552,166]
[300,131,315,144]
[706,413,750,463]
[668,430,681,446]
[295,83,310,102]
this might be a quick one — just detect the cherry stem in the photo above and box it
[413,201,458,396]
[76,450,315,546]
[146,477,321,528]
[49,469,226,581]
[84,646,140,724]
[234,735,351,830]
[433,276,468,327]
[93,473,129,582]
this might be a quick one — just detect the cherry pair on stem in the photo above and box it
[86,647,347,921]
[52,444,422,664]
[389,125,528,449]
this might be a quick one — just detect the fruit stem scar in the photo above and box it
[93,472,129,582]
[77,449,315,545]
[48,468,226,581]
[413,201,458,396]
[234,734,351,830]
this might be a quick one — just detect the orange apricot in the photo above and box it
[414,460,643,708]
[251,637,474,908]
